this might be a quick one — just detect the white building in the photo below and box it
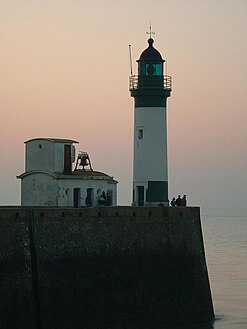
[17,138,117,207]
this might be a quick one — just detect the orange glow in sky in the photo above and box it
[0,0,247,215]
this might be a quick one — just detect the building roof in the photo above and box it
[25,138,79,144]
[72,169,110,177]
[71,169,118,183]
[17,170,118,183]
[138,38,164,62]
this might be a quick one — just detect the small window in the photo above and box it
[39,144,42,149]
[138,129,144,140]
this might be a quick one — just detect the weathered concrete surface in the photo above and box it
[0,206,214,329]
[0,208,36,329]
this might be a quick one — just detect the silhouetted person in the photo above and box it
[175,195,182,207]
[102,191,106,200]
[106,192,112,206]
[171,197,176,207]
[181,195,187,206]
[85,194,92,207]
[99,192,106,206]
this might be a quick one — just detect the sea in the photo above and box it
[197,213,247,329]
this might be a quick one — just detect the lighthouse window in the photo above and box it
[146,64,155,76]
[155,64,162,75]
[145,63,162,76]
[138,129,144,140]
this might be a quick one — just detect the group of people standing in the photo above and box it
[98,191,112,206]
[85,190,112,207]
[170,195,187,207]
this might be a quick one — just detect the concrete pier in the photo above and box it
[0,206,214,329]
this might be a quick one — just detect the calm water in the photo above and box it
[200,215,247,329]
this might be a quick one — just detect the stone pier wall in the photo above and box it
[0,206,214,329]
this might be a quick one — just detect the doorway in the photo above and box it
[137,186,144,206]
[73,188,81,208]
[85,188,93,207]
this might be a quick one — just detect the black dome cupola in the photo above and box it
[139,38,163,61]
[138,38,165,77]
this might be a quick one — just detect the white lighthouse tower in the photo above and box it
[130,33,172,206]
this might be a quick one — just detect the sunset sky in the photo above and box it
[0,0,246,216]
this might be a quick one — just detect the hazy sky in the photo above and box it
[0,0,246,215]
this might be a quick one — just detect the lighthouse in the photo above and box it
[130,33,172,206]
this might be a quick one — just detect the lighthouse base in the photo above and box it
[133,180,168,206]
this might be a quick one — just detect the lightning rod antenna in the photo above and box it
[129,44,133,76]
